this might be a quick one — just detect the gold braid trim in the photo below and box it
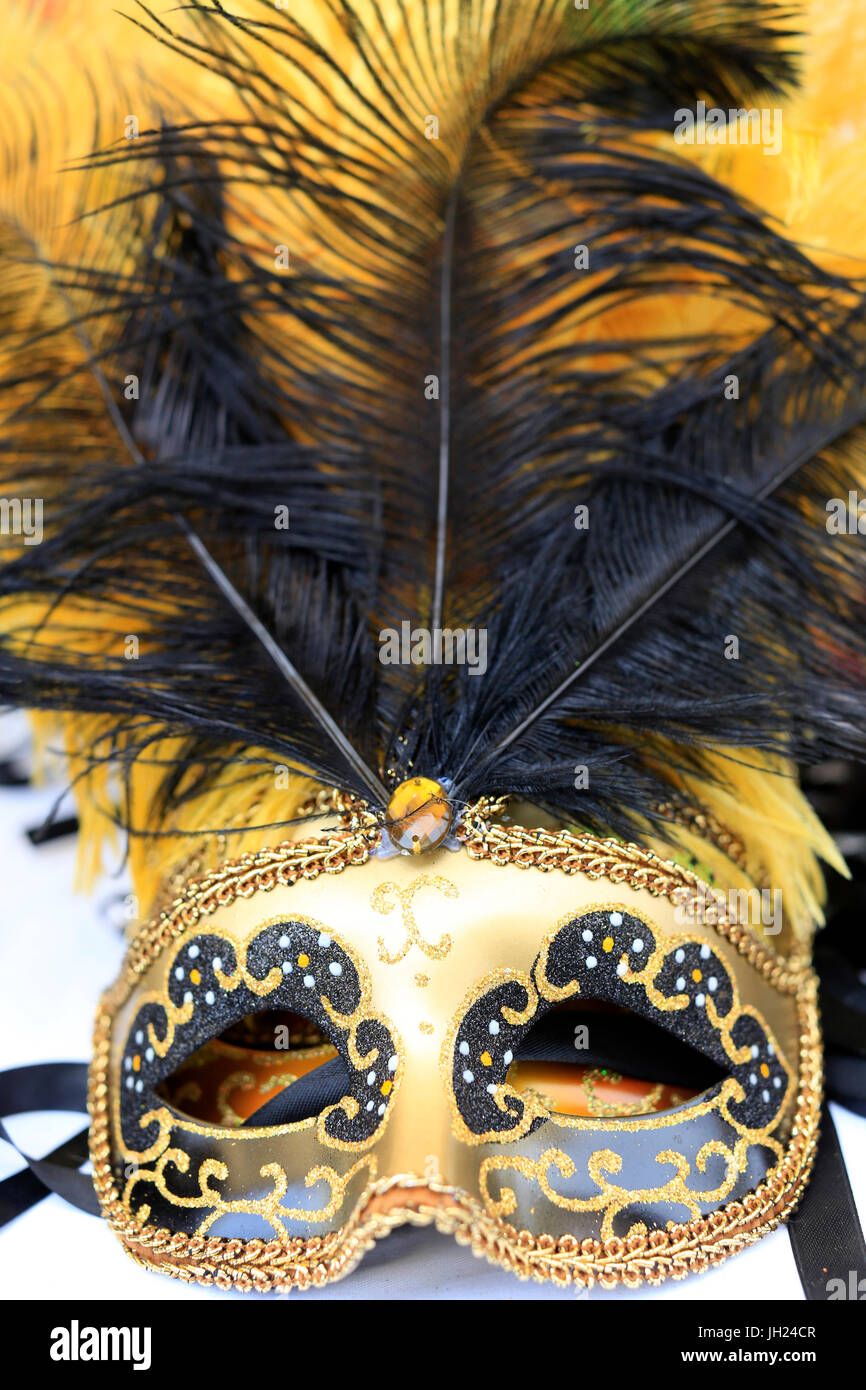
[457,799,805,994]
[652,799,751,874]
[122,794,804,996]
[121,802,380,990]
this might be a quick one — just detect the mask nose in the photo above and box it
[368,1034,484,1200]
[239,1011,475,1196]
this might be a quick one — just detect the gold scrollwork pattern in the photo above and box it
[479,1129,763,1242]
[89,970,821,1292]
[124,1149,377,1239]
[112,914,402,1235]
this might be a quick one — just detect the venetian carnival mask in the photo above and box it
[1,0,864,1297]
[90,792,818,1290]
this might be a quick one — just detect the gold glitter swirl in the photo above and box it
[481,1135,749,1241]
[370,875,457,963]
[581,1069,666,1118]
[124,1147,376,1237]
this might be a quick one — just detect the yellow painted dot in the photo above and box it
[189,968,201,985]
[298,954,309,968]
[480,1051,492,1067]
[760,1062,769,1078]
[692,969,702,983]
[380,1080,392,1096]
[602,936,614,953]
[132,1055,141,1072]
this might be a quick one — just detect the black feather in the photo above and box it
[2,0,866,844]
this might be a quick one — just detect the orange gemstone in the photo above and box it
[385,777,452,854]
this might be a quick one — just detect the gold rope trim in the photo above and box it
[121,794,805,997]
[457,799,805,994]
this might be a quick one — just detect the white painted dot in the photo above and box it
[212,956,223,972]
[675,949,685,964]
[582,929,593,943]
[188,945,200,959]
[676,977,686,992]
[183,991,193,1004]
[503,1050,513,1066]
[205,991,215,1005]
[768,1043,775,1056]
[135,1080,143,1094]
[377,1103,386,1116]
[487,1084,496,1095]
[586,955,597,969]
[303,974,315,988]
[459,1041,469,1056]
[278,935,290,949]
[125,1076,134,1090]
[367,1071,376,1085]
[462,1070,474,1084]
[695,993,705,1008]
[145,1047,154,1063]
[135,1031,144,1045]
[124,1057,132,1071]
[281,961,293,974]
[329,961,343,976]
[773,1076,782,1089]
[708,976,718,992]
[616,961,627,977]
[762,1089,770,1104]
[366,1100,374,1112]
[388,1055,398,1072]
[700,944,711,960]
[751,1044,759,1059]
[609,912,623,926]
[174,967,184,981]
[632,938,644,953]
[318,933,331,948]
[489,1020,500,1035]
[750,1073,757,1085]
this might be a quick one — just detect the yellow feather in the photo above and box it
[3,1,862,935]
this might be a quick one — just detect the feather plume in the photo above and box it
[2,0,866,904]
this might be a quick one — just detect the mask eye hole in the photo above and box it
[157,1009,351,1127]
[121,921,400,1158]
[507,1001,725,1119]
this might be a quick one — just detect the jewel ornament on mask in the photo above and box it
[382,777,455,855]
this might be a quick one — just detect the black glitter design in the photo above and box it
[451,909,788,1137]
[119,919,398,1167]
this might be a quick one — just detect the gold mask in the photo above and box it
[91,801,818,1293]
